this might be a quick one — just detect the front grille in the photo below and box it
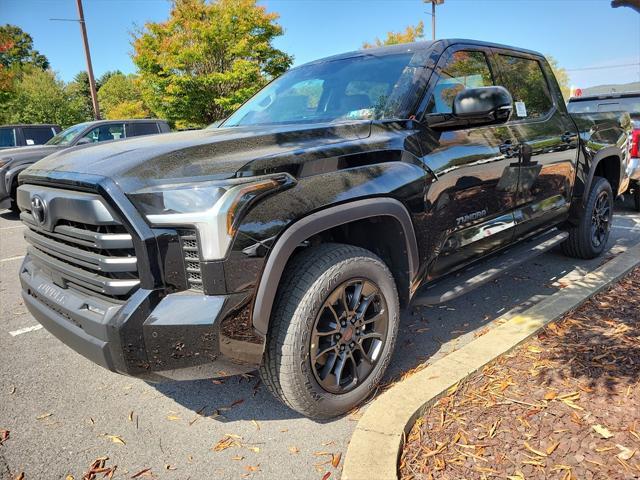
[19,187,140,301]
[178,229,203,291]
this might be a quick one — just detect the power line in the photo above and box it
[566,63,640,72]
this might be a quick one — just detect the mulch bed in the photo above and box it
[400,267,640,480]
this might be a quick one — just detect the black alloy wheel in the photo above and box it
[310,279,388,394]
[591,190,611,248]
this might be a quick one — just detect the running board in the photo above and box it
[411,230,569,306]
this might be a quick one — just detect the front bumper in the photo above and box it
[20,254,264,381]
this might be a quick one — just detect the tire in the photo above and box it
[259,243,399,419]
[561,176,613,259]
[634,182,640,212]
[9,179,19,213]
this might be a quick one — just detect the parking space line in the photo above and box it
[9,325,42,337]
[0,255,25,263]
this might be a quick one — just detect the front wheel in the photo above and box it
[562,176,613,259]
[259,243,399,419]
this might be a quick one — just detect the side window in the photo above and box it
[427,50,495,114]
[22,127,55,146]
[128,122,160,137]
[496,55,553,120]
[82,124,125,143]
[0,128,16,148]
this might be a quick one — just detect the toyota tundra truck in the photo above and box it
[16,39,631,419]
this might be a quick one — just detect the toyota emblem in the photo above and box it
[31,195,47,226]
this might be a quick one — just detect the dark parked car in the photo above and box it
[0,124,61,149]
[16,39,631,419]
[568,91,640,210]
[0,119,170,210]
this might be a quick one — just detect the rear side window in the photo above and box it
[426,50,495,114]
[496,55,553,120]
[128,122,160,137]
[0,128,16,147]
[22,126,55,146]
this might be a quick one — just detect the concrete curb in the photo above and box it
[342,242,640,480]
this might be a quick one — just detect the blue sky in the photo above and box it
[2,0,639,88]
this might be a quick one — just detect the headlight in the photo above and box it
[129,174,294,260]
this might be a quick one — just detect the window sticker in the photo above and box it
[515,101,527,118]
[26,139,34,145]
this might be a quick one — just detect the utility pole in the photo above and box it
[424,0,444,41]
[75,0,100,119]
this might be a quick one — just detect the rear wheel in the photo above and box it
[633,182,640,212]
[259,243,399,419]
[562,176,613,259]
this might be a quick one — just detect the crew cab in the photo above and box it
[0,119,170,211]
[568,91,640,210]
[16,40,631,419]
[0,124,61,149]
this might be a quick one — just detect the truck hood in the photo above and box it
[1,144,65,163]
[27,121,371,192]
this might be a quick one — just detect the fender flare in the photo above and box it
[251,197,419,335]
[5,164,30,197]
[583,146,623,201]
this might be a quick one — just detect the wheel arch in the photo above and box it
[251,198,419,336]
[584,148,623,200]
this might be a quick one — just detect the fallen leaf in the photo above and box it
[9,386,15,394]
[128,411,134,422]
[105,435,126,445]
[14,473,24,480]
[321,473,331,480]
[244,465,260,472]
[592,424,614,439]
[524,441,547,457]
[231,455,245,461]
[616,444,637,461]
[65,475,74,480]
[212,435,238,452]
[0,430,9,445]
[36,413,52,420]
[507,472,524,480]
[245,446,260,453]
[166,415,181,421]
[331,452,341,468]
[288,446,300,454]
[544,391,558,400]
[546,441,560,455]
[251,420,260,431]
[165,464,176,470]
[131,468,152,478]
[527,345,543,353]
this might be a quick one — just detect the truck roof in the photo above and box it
[298,38,545,67]
[0,124,60,128]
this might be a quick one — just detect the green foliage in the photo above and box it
[66,71,95,120]
[0,24,49,70]
[363,21,425,49]
[132,0,292,126]
[98,73,150,119]
[546,55,570,102]
[3,68,89,126]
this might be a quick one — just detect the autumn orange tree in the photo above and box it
[132,0,293,127]
[362,21,425,49]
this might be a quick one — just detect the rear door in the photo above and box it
[492,50,578,238]
[418,44,520,280]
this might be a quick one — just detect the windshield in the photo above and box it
[46,123,87,146]
[224,52,422,127]
[568,96,640,114]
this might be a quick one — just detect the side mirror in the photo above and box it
[76,137,92,146]
[425,86,513,130]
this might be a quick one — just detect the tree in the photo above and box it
[66,71,94,121]
[0,24,49,70]
[132,0,293,126]
[98,73,150,119]
[362,21,425,49]
[546,56,570,102]
[4,68,88,126]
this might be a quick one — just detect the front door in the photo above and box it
[416,45,521,282]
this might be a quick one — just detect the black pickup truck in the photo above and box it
[16,39,631,419]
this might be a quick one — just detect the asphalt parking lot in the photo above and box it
[2,198,640,480]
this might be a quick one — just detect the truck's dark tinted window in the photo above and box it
[497,55,553,120]
[426,50,494,114]
[128,122,159,137]
[0,128,16,147]
[22,127,54,145]
[567,96,640,114]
